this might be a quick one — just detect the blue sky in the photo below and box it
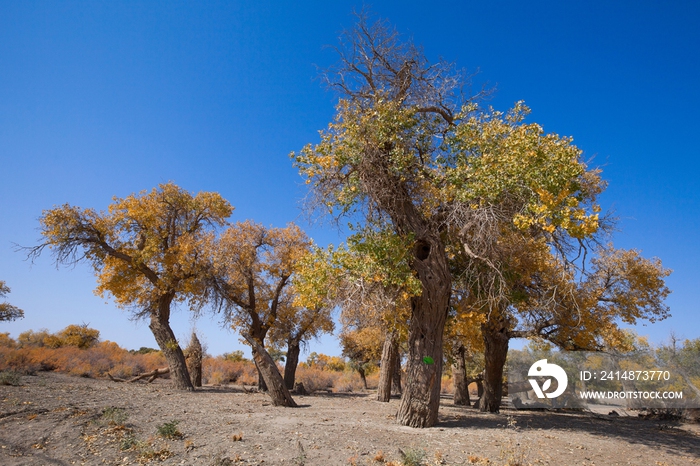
[1,1,698,357]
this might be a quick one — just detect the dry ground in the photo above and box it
[1,372,698,465]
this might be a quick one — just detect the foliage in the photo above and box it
[0,332,17,348]
[221,350,248,362]
[210,221,311,343]
[32,182,232,316]
[303,352,347,372]
[0,281,24,322]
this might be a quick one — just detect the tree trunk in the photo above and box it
[148,308,193,391]
[396,236,451,428]
[358,366,368,390]
[185,332,203,388]
[481,321,510,413]
[284,339,301,390]
[377,332,398,402]
[452,344,470,406]
[392,352,403,395]
[256,366,269,392]
[243,334,297,407]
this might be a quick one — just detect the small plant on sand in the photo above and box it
[210,450,235,466]
[101,406,128,426]
[157,420,182,439]
[0,370,22,386]
[398,447,426,466]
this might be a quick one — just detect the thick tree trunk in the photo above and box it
[243,334,297,407]
[452,344,470,406]
[148,298,193,391]
[481,321,510,413]
[284,339,301,390]
[396,236,451,428]
[248,325,270,391]
[185,332,202,388]
[377,332,399,402]
[392,351,402,395]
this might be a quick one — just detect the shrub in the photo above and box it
[296,367,337,393]
[202,356,257,385]
[102,407,129,426]
[156,420,182,439]
[0,370,22,386]
[399,447,426,466]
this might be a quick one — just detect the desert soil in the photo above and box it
[1,372,699,465]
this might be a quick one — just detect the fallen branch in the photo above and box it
[107,367,170,384]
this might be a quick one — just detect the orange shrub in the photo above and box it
[0,338,167,378]
[202,356,257,385]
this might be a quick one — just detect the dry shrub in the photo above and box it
[441,375,454,395]
[202,357,257,386]
[0,340,167,378]
[296,367,338,393]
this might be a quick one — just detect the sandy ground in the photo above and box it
[1,372,699,465]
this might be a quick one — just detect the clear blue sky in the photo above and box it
[1,1,698,357]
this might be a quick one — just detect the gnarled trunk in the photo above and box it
[396,235,451,428]
[377,331,399,402]
[284,339,301,390]
[243,334,297,407]
[185,332,203,387]
[481,320,510,413]
[148,295,193,391]
[452,344,470,406]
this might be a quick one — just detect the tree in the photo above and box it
[444,308,484,406]
[340,326,382,389]
[268,303,334,390]
[209,221,310,407]
[29,182,233,390]
[293,14,467,427]
[46,324,100,349]
[268,249,336,390]
[0,281,24,322]
[464,240,671,412]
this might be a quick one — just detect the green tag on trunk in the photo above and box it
[422,356,434,365]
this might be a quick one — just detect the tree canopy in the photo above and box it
[0,281,24,322]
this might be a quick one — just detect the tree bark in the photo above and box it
[392,351,403,395]
[377,332,398,402]
[243,334,297,407]
[452,344,470,406]
[148,296,193,391]
[396,235,451,428]
[481,320,510,413]
[284,339,301,390]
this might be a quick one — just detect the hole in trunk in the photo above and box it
[415,240,431,261]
